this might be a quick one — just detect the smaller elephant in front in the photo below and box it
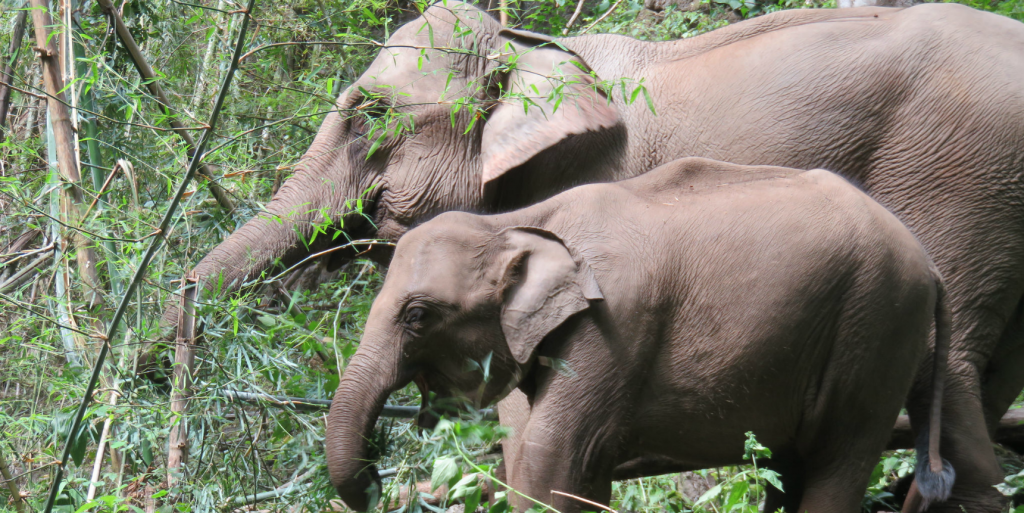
[325,157,955,513]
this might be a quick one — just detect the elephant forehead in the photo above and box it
[360,44,489,105]
[389,235,488,302]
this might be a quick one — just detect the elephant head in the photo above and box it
[159,1,618,333]
[325,213,603,511]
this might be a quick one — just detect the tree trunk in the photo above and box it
[0,7,28,145]
[29,0,105,308]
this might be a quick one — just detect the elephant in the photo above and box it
[325,157,956,513]
[159,3,1024,511]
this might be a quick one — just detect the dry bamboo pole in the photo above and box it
[190,0,228,113]
[167,272,198,488]
[94,0,235,216]
[28,0,105,308]
[0,6,28,145]
[85,389,120,500]
[42,0,256,506]
[0,442,26,513]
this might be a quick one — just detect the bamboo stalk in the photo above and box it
[46,114,84,368]
[94,0,236,216]
[0,6,28,145]
[29,0,105,308]
[191,0,228,113]
[41,1,258,509]
[0,442,26,513]
[167,272,198,488]
[85,391,119,501]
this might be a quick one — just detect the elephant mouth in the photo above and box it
[414,373,440,431]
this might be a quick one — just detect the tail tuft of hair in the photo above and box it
[915,430,956,510]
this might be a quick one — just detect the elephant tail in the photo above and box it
[913,270,956,508]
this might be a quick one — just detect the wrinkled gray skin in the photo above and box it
[163,3,1024,511]
[326,158,955,513]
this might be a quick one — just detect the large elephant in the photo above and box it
[326,158,956,513]
[162,3,1024,511]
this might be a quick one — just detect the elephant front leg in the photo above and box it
[507,418,618,513]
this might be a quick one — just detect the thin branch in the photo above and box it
[41,0,258,509]
[562,0,587,35]
[23,203,162,243]
[239,40,354,62]
[168,0,235,15]
[4,76,211,132]
[580,0,624,34]
[551,491,619,513]
[0,291,99,339]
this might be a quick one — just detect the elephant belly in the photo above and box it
[623,391,806,469]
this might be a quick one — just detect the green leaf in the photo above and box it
[641,85,657,116]
[431,456,460,492]
[758,468,784,492]
[257,315,276,327]
[366,136,384,160]
[724,480,748,509]
[465,485,482,513]
[76,500,100,513]
[695,483,722,505]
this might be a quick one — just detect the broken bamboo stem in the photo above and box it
[167,272,198,488]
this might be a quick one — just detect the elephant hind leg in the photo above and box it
[762,450,805,513]
[980,290,1024,438]
[905,370,1005,513]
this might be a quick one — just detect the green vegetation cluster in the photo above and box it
[0,0,1022,512]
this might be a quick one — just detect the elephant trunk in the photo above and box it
[326,345,406,512]
[155,108,371,339]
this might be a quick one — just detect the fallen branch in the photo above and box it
[888,407,1024,452]
[0,249,53,293]
[95,0,236,215]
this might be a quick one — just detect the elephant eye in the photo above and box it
[404,306,431,332]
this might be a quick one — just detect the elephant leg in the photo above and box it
[496,389,532,486]
[508,431,615,513]
[762,450,804,513]
[906,365,1004,513]
[794,436,885,513]
[980,292,1024,437]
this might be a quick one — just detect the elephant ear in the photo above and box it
[480,30,619,191]
[498,227,603,364]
